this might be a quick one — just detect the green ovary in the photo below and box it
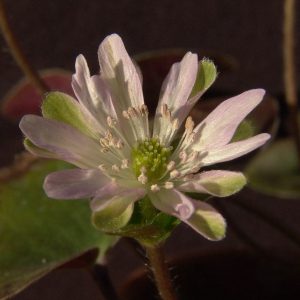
[132,138,172,183]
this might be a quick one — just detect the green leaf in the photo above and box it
[245,138,300,199]
[0,159,115,299]
[41,92,96,138]
[190,59,217,98]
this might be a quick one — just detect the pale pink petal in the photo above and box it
[44,168,110,199]
[72,55,116,133]
[202,133,270,166]
[98,34,144,110]
[20,115,111,168]
[90,187,145,212]
[154,52,198,129]
[149,189,226,240]
[178,170,246,197]
[193,89,266,151]
[24,139,59,160]
[149,189,194,220]
[185,200,226,240]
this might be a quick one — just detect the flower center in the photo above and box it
[132,138,172,183]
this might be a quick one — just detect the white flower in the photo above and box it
[20,34,270,240]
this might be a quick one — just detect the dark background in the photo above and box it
[1,1,300,299]
[1,0,299,99]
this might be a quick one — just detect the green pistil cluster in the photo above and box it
[132,138,172,183]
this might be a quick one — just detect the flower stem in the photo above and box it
[0,0,49,94]
[283,0,300,168]
[143,244,178,300]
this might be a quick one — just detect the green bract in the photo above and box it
[190,58,217,98]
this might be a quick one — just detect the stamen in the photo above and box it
[170,169,180,179]
[167,161,176,171]
[179,151,187,163]
[122,110,130,119]
[172,118,179,130]
[185,116,195,134]
[151,184,160,192]
[138,173,148,184]
[140,104,149,116]
[161,104,171,119]
[98,164,106,171]
[164,181,174,189]
[107,116,116,127]
[116,139,124,149]
[112,164,120,172]
[121,159,129,169]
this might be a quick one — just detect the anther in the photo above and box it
[112,164,120,172]
[98,164,106,171]
[167,161,176,171]
[107,116,116,127]
[185,116,194,134]
[121,159,129,169]
[151,184,160,192]
[122,110,130,119]
[164,181,174,189]
[138,173,148,184]
[179,151,187,163]
[161,104,171,118]
[140,104,149,116]
[170,169,180,179]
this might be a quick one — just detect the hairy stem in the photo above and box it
[283,0,300,167]
[0,0,49,94]
[144,244,178,300]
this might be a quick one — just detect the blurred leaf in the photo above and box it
[0,159,115,299]
[245,139,300,199]
[1,69,73,120]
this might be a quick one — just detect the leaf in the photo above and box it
[0,159,115,299]
[245,139,300,199]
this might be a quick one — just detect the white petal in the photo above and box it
[202,133,270,166]
[20,115,111,168]
[91,187,145,231]
[193,89,266,151]
[149,189,194,220]
[44,168,110,199]
[91,187,145,212]
[24,138,59,160]
[72,55,116,131]
[149,189,226,240]
[186,200,226,241]
[153,52,198,143]
[98,34,144,110]
[178,170,247,197]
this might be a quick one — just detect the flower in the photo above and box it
[20,34,270,241]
